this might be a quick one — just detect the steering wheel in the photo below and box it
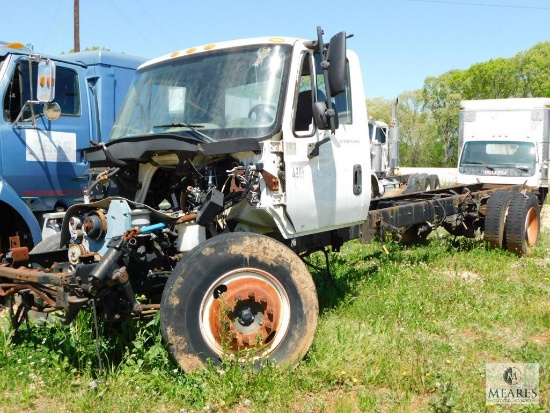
[248,104,276,123]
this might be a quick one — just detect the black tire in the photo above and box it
[399,223,432,245]
[504,193,540,256]
[29,232,67,270]
[428,174,440,190]
[484,192,513,249]
[403,173,420,194]
[160,233,319,372]
[29,233,63,254]
[418,173,429,191]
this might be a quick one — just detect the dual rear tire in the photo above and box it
[484,192,540,256]
[404,173,441,194]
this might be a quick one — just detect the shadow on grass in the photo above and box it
[303,233,490,314]
[302,248,386,312]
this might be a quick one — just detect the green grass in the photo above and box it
[1,226,549,412]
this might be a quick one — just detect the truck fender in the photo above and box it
[0,178,42,245]
[370,172,382,198]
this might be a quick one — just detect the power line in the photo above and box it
[135,0,177,51]
[40,0,66,51]
[410,0,550,9]
[108,0,161,55]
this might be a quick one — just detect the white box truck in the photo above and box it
[457,98,550,204]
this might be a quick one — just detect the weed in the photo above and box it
[0,227,549,412]
[429,381,455,413]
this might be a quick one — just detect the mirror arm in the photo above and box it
[11,55,55,128]
[12,100,41,128]
[28,57,37,123]
[316,26,336,136]
[307,136,331,158]
[316,27,337,137]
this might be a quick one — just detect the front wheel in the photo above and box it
[160,233,318,372]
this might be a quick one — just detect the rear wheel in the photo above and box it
[399,223,432,245]
[484,192,513,249]
[428,174,440,190]
[160,233,318,372]
[403,173,420,194]
[504,193,540,256]
[418,173,429,191]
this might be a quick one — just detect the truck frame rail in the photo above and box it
[360,183,530,244]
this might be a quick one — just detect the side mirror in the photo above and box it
[36,59,56,102]
[43,102,61,121]
[327,32,346,97]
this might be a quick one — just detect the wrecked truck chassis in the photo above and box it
[0,181,539,372]
[0,260,161,319]
[0,183,528,314]
[359,183,528,243]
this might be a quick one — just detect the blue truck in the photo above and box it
[0,41,144,255]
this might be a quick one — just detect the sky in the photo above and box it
[2,0,549,99]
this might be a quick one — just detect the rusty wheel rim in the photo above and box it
[525,206,539,246]
[200,268,290,358]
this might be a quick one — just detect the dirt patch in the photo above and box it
[442,270,481,284]
[528,332,550,345]
[462,329,480,341]
[533,257,550,267]
[226,388,370,413]
[408,393,432,412]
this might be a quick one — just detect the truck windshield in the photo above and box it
[460,141,536,171]
[109,44,290,142]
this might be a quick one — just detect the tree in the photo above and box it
[515,42,550,97]
[365,97,392,123]
[462,58,518,99]
[64,46,111,54]
[396,90,433,167]
[371,41,550,167]
[421,71,463,166]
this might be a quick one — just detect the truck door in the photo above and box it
[282,51,370,234]
[1,57,90,211]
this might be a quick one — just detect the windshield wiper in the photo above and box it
[493,163,531,172]
[152,123,216,143]
[466,161,494,171]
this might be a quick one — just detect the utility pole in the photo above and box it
[74,0,80,52]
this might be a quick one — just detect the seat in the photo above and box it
[295,90,313,131]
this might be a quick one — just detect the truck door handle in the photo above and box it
[353,164,362,195]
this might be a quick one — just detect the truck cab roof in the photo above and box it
[1,41,145,69]
[142,36,306,69]
[460,97,550,111]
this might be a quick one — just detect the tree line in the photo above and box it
[366,41,550,167]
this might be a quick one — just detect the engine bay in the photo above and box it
[1,134,281,323]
